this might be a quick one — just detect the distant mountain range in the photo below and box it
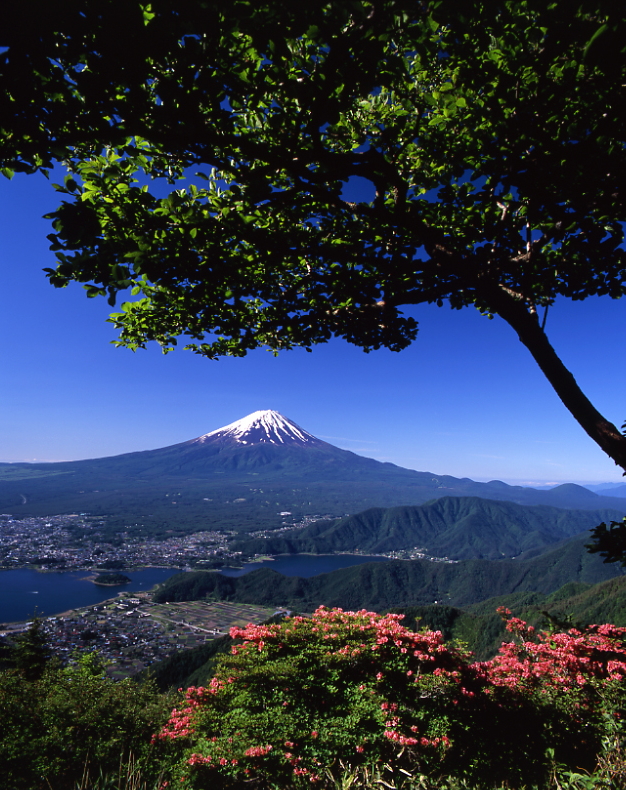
[1,410,625,533]
[590,484,626,498]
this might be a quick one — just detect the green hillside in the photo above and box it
[232,496,624,559]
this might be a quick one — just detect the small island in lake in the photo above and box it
[93,572,132,586]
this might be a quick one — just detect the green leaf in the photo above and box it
[583,23,609,60]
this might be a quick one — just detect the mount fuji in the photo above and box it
[1,410,625,534]
[108,409,395,476]
[194,410,326,448]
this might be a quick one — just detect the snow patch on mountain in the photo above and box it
[197,410,323,447]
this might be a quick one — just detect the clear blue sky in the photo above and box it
[1,171,624,486]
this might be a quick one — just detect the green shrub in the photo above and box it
[0,654,175,790]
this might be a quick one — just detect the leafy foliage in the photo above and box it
[11,617,52,680]
[40,3,626,351]
[587,518,626,566]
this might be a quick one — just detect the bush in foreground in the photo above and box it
[154,607,626,789]
[0,652,172,790]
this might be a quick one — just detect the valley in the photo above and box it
[2,410,626,682]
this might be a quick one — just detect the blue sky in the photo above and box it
[1,171,625,485]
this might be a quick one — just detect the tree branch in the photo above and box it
[484,284,626,473]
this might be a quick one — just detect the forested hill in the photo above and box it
[232,497,624,560]
[154,534,622,611]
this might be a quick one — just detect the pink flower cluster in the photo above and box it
[154,686,213,742]
[244,745,273,757]
[384,729,450,748]
[480,609,626,692]
[230,606,456,668]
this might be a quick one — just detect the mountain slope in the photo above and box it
[1,410,625,532]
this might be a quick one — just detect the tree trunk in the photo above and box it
[486,285,626,474]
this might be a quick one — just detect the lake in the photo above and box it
[0,554,390,624]
[0,567,180,624]
[220,554,389,578]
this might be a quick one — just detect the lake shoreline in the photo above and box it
[0,554,391,626]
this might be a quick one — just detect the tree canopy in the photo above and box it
[2,1,626,470]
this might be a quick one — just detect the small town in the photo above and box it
[1,593,281,679]
[0,512,452,573]
[0,513,241,570]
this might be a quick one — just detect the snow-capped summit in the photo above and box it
[196,410,324,447]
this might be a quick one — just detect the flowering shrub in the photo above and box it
[477,608,626,772]
[485,608,626,691]
[155,607,626,789]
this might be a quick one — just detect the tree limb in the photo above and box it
[485,284,626,472]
